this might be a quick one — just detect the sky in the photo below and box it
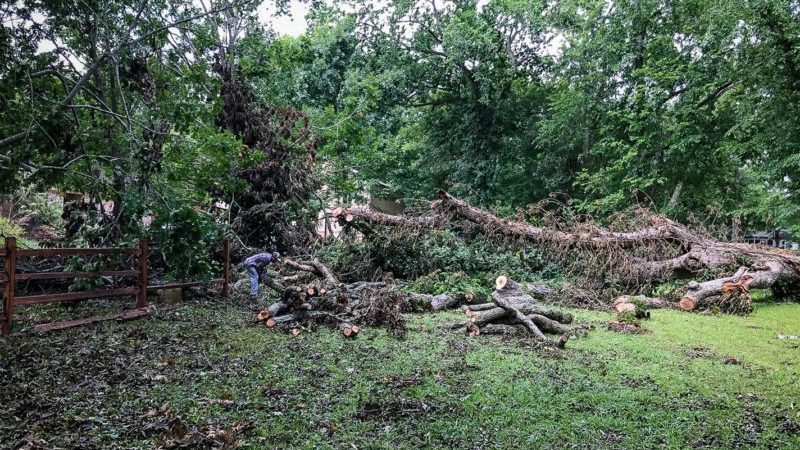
[257,0,310,37]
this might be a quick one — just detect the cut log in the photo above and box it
[265,318,277,328]
[257,310,271,321]
[340,323,360,338]
[464,303,498,312]
[470,305,572,326]
[268,301,289,317]
[614,302,637,313]
[291,328,301,336]
[613,295,670,312]
[528,314,570,335]
[496,275,508,290]
[680,266,762,313]
[409,293,461,311]
[341,324,354,337]
[479,324,525,336]
[491,290,546,339]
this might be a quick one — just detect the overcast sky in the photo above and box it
[257,0,310,37]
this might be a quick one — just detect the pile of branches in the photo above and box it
[333,190,800,315]
[254,258,408,337]
[452,276,576,346]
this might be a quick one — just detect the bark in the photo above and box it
[469,304,572,325]
[337,190,800,314]
[463,302,497,312]
[409,293,461,311]
[491,280,546,339]
[478,324,525,336]
[527,314,570,335]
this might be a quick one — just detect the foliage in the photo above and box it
[1,0,800,264]
[0,217,37,249]
[148,206,223,281]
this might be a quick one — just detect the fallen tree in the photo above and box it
[333,190,800,314]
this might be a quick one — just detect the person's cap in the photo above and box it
[272,251,281,259]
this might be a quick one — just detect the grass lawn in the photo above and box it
[1,297,799,449]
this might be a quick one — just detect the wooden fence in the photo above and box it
[1,237,230,335]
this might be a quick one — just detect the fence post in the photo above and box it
[3,237,16,335]
[136,239,148,308]
[222,238,230,298]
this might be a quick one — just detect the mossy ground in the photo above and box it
[1,295,799,449]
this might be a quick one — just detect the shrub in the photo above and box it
[0,217,37,249]
[148,206,223,281]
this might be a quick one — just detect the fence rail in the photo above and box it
[1,237,230,335]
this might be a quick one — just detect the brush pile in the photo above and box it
[253,258,409,337]
[452,276,576,346]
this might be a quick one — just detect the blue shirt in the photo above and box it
[244,252,274,268]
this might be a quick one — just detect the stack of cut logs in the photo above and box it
[254,257,407,337]
[455,276,575,345]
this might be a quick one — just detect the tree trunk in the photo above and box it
[336,190,800,314]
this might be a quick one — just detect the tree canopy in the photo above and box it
[2,0,799,249]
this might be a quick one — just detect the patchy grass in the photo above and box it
[2,298,800,449]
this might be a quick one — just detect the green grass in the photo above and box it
[1,299,800,449]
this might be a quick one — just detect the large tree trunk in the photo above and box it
[334,191,800,314]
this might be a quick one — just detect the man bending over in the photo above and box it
[244,251,280,296]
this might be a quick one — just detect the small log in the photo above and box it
[265,318,277,328]
[268,301,289,317]
[257,310,271,321]
[470,307,509,326]
[291,328,301,336]
[341,323,360,338]
[471,304,573,325]
[479,324,524,336]
[528,314,570,335]
[464,302,497,312]
[409,293,461,311]
[613,295,669,312]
